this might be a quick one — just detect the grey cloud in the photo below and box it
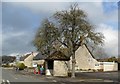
[2,30,36,55]
[2,2,42,55]
[2,2,118,57]
[2,2,48,32]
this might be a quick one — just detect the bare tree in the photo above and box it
[33,19,59,57]
[33,3,104,78]
[53,4,104,78]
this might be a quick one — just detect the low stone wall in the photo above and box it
[103,62,118,71]
[94,62,118,72]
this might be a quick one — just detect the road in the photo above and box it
[2,68,48,83]
[1,67,120,84]
[75,71,120,82]
[0,68,2,83]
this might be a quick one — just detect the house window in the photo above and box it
[95,64,99,66]
[100,63,103,65]
[88,58,92,62]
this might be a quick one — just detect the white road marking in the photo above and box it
[2,79,5,82]
[103,80,114,82]
[53,80,57,82]
[2,79,11,84]
[6,80,10,84]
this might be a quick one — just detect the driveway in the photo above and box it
[2,68,50,83]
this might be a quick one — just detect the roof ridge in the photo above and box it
[83,43,95,59]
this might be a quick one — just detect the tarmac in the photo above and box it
[2,68,120,84]
[17,69,119,83]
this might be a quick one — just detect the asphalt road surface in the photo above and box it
[75,71,120,82]
[2,68,48,83]
[0,68,2,83]
[1,67,120,84]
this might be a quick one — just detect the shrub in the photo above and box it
[80,69,82,71]
[88,69,91,71]
[2,65,9,67]
[92,69,96,72]
[97,69,103,72]
[2,63,10,67]
[10,64,14,67]
[25,66,27,68]
[17,63,26,70]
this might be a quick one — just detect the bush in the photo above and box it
[80,69,83,71]
[17,63,26,70]
[10,64,14,67]
[2,63,11,67]
[88,69,91,71]
[92,69,96,72]
[97,69,103,72]
[25,66,27,68]
[2,64,10,67]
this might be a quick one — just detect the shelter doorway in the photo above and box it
[47,60,54,75]
[118,63,120,70]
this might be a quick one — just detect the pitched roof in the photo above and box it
[46,51,70,61]
[84,44,95,59]
[33,53,46,60]
[20,53,31,61]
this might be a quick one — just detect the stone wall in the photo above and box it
[54,61,68,76]
[24,52,38,67]
[33,60,44,65]
[103,62,118,71]
[70,45,99,70]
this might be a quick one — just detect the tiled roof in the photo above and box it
[20,53,31,61]
[46,51,70,61]
[84,44,95,59]
[33,53,46,60]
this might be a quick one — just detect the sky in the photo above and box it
[1,0,119,58]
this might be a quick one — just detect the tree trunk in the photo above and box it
[45,61,48,75]
[71,52,76,78]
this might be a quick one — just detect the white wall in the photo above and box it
[73,45,99,70]
[24,52,38,67]
[102,62,118,71]
[33,60,44,65]
[68,45,118,72]
[54,61,68,76]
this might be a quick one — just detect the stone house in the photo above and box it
[19,52,38,67]
[45,51,70,76]
[19,43,118,75]
[72,44,99,70]
[72,44,118,71]
[21,50,70,76]
[32,53,45,66]
[19,54,30,63]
